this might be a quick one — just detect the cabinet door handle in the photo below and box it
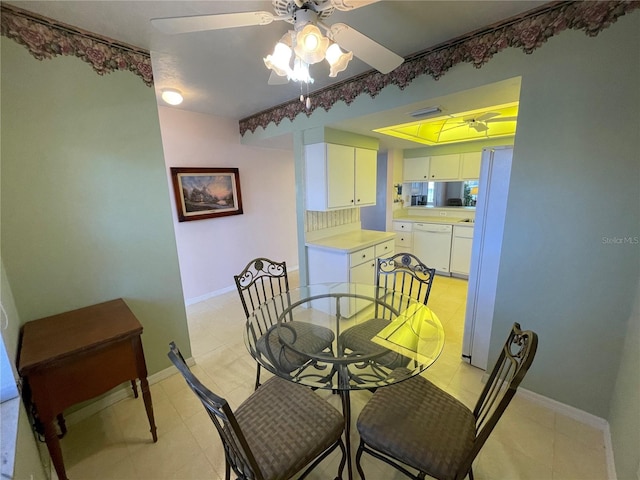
[362,254,366,258]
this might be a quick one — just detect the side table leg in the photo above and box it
[140,376,157,442]
[132,336,158,442]
[56,413,67,438]
[130,379,139,398]
[44,420,68,480]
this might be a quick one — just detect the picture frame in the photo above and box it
[170,167,243,222]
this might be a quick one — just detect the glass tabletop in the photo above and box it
[244,283,445,391]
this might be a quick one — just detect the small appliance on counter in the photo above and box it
[410,195,428,206]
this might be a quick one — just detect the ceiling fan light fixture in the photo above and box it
[291,56,314,84]
[294,24,329,64]
[161,88,183,106]
[264,42,293,77]
[325,43,353,77]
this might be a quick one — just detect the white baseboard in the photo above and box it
[184,266,300,306]
[64,357,196,427]
[185,285,236,306]
[516,387,617,480]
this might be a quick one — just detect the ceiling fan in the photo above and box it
[151,0,404,88]
[444,112,518,133]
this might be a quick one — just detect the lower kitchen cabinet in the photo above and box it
[307,238,395,316]
[307,239,395,285]
[450,225,474,276]
[392,221,413,254]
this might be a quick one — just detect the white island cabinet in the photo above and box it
[305,143,377,211]
[306,230,395,285]
[307,230,395,316]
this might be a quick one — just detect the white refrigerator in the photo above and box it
[462,146,513,369]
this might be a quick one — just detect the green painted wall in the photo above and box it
[1,261,47,479]
[608,282,640,480]
[245,11,640,424]
[0,39,191,376]
[488,15,639,419]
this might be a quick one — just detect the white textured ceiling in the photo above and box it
[10,0,546,124]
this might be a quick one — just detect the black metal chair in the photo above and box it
[355,322,538,480]
[168,342,346,480]
[234,257,335,390]
[339,253,436,368]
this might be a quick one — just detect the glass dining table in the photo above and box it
[243,282,445,480]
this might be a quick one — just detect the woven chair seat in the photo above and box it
[357,368,475,480]
[257,321,335,372]
[235,376,344,480]
[339,318,410,369]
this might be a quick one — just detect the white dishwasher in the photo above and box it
[413,223,453,274]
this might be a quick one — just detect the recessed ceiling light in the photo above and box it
[161,89,183,106]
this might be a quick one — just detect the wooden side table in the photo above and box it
[18,299,158,480]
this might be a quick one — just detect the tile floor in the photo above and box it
[52,273,609,479]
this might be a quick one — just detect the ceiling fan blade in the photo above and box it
[475,112,500,122]
[327,23,403,74]
[330,0,380,11]
[268,71,289,85]
[485,116,518,123]
[441,123,467,133]
[151,11,276,35]
[471,123,489,132]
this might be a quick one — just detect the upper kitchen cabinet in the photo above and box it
[429,153,460,180]
[305,142,377,211]
[460,152,482,179]
[403,151,482,183]
[403,156,430,182]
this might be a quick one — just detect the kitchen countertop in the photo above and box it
[305,229,396,253]
[394,215,474,226]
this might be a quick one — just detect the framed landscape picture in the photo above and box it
[170,167,243,222]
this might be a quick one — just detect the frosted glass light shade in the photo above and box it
[325,43,353,77]
[294,24,329,64]
[291,57,313,84]
[161,89,183,105]
[264,42,293,77]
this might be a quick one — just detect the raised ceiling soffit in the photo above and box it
[239,0,639,136]
[0,3,153,87]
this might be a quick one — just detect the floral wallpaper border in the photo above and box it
[1,3,153,86]
[239,0,639,136]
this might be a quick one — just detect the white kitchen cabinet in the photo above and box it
[375,239,395,259]
[460,152,482,179]
[308,239,395,286]
[429,154,460,180]
[450,225,474,276]
[392,221,413,253]
[354,147,377,206]
[305,143,377,211]
[403,157,430,182]
[308,236,395,316]
[404,152,481,183]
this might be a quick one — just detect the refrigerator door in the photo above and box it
[462,146,513,369]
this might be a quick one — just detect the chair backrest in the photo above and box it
[167,342,264,480]
[234,257,289,320]
[375,253,436,319]
[457,322,538,479]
